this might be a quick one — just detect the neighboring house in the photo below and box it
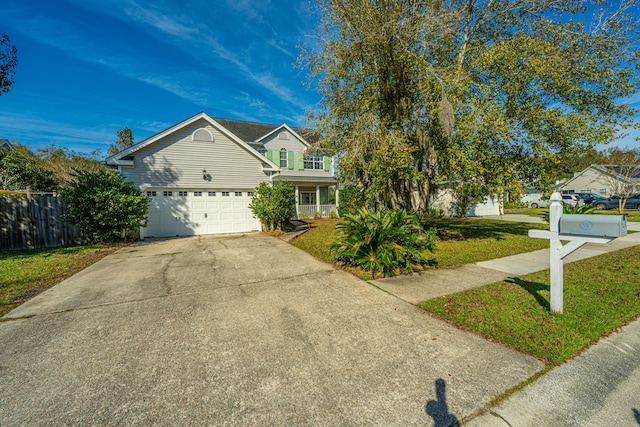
[426,187,502,217]
[561,165,640,197]
[106,112,337,238]
[0,139,13,151]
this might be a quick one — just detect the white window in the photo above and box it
[300,192,316,205]
[222,192,230,197]
[146,191,157,197]
[304,154,324,170]
[235,191,242,196]
[280,148,288,168]
[208,191,216,196]
[178,191,188,197]
[163,191,173,197]
[194,191,202,196]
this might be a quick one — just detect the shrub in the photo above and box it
[58,170,149,241]
[540,203,597,223]
[328,210,338,219]
[331,208,438,278]
[424,208,444,218]
[337,184,365,217]
[504,200,528,209]
[314,210,322,219]
[298,212,309,220]
[249,181,295,232]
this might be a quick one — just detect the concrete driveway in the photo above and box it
[0,233,543,426]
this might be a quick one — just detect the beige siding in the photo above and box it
[262,129,334,178]
[563,170,610,196]
[120,119,270,190]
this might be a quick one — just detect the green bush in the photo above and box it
[328,210,338,219]
[249,181,295,232]
[504,200,528,209]
[337,184,365,217]
[540,203,597,223]
[298,212,309,220]
[424,208,444,218]
[314,210,322,219]
[331,208,438,278]
[58,170,149,241]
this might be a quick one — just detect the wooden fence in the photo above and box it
[0,196,86,250]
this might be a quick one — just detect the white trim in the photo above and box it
[106,112,280,171]
[255,123,312,148]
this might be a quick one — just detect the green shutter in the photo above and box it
[265,150,272,161]
[288,151,294,170]
[298,152,305,170]
[320,189,327,204]
[323,155,330,172]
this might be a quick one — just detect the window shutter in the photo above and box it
[323,155,330,172]
[298,152,305,170]
[287,151,294,170]
[320,190,327,204]
[266,150,272,161]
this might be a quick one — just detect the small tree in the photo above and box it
[0,34,18,95]
[249,181,295,232]
[108,127,134,155]
[58,170,149,240]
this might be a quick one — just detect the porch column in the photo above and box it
[295,185,299,218]
[335,187,339,212]
[316,185,321,214]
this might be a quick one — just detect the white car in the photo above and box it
[562,194,584,206]
[529,197,551,208]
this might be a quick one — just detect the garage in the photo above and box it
[142,189,261,238]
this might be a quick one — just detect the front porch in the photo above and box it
[294,184,339,219]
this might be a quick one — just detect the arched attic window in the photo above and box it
[192,128,214,142]
[278,131,289,140]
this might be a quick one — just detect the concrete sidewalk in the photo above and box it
[372,215,640,426]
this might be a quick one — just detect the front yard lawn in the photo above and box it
[291,218,550,277]
[0,244,126,317]
[419,245,640,364]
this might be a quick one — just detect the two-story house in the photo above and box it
[106,112,337,238]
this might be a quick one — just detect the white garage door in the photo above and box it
[142,190,261,237]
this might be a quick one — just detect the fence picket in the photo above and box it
[0,196,85,250]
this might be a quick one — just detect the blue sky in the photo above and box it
[0,0,320,154]
[0,0,638,156]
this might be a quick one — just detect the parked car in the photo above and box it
[572,193,605,205]
[562,194,584,206]
[529,197,551,208]
[591,194,640,210]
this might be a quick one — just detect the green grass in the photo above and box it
[418,246,640,364]
[291,218,550,274]
[0,244,126,317]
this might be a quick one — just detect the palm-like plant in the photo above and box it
[331,207,437,278]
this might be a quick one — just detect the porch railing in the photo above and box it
[297,204,338,218]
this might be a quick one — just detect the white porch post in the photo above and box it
[316,185,320,214]
[335,187,339,213]
[295,185,299,218]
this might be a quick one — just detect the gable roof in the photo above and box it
[563,164,640,188]
[0,139,13,151]
[212,117,321,145]
[105,112,280,170]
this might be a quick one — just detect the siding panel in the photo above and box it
[120,119,270,190]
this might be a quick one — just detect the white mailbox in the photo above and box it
[559,214,627,238]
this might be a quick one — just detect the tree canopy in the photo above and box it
[108,127,134,155]
[302,0,640,212]
[0,34,18,95]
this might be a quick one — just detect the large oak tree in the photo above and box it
[302,0,640,213]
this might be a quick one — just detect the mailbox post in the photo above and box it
[528,192,626,313]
